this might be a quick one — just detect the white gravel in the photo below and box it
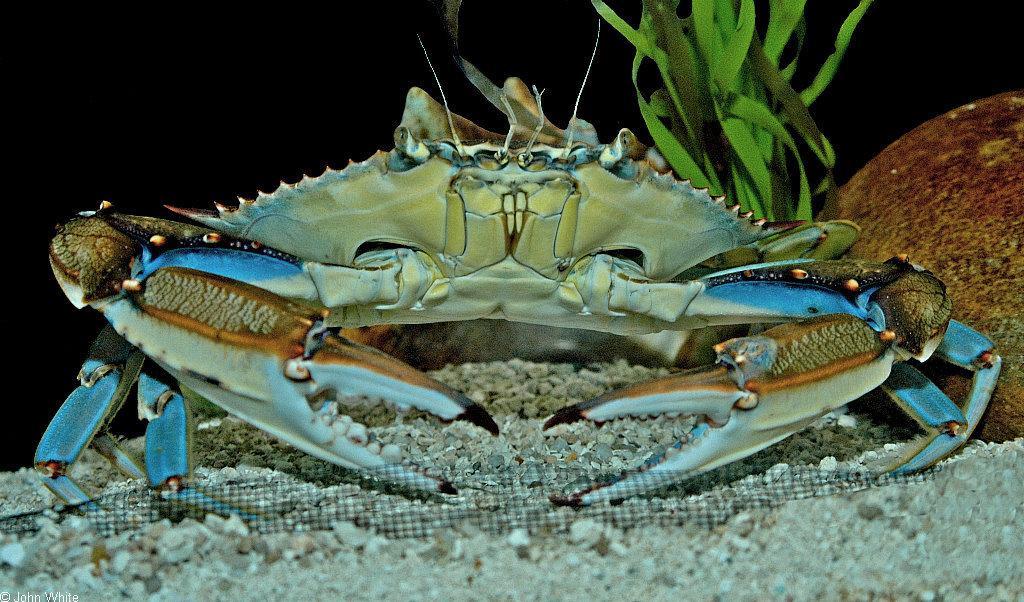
[3,359,1022,600]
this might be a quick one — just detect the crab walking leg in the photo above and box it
[138,373,261,520]
[34,327,145,508]
[89,434,147,481]
[688,220,862,278]
[931,320,1001,434]
[100,266,497,494]
[137,371,191,489]
[545,314,897,505]
[884,321,1001,475]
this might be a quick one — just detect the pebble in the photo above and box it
[6,360,1022,598]
[857,502,885,521]
[333,521,371,548]
[764,463,790,482]
[507,528,530,548]
[110,549,131,574]
[568,518,602,547]
[0,541,26,567]
[590,442,614,462]
[68,566,99,591]
[157,528,197,564]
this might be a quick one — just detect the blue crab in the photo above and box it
[40,74,1001,509]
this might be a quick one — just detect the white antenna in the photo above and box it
[524,85,545,161]
[562,19,601,156]
[417,34,464,154]
[499,94,517,159]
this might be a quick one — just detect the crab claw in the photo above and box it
[545,314,896,505]
[97,265,496,495]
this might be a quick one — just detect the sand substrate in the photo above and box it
[3,359,1023,600]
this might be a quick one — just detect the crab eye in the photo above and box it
[394,126,408,145]
[393,126,429,163]
[618,128,636,152]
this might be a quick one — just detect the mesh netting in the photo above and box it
[0,465,937,538]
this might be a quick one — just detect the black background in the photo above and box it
[7,1,1020,472]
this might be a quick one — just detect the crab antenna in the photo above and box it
[562,19,600,157]
[417,34,465,154]
[524,85,546,160]
[499,94,517,158]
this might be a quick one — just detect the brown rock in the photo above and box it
[832,91,1024,441]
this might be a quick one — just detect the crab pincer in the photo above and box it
[545,313,928,505]
[115,266,498,495]
[46,215,498,500]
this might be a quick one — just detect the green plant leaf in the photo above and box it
[593,0,865,222]
[747,36,835,168]
[716,0,755,90]
[726,92,813,220]
[778,16,806,82]
[691,0,723,86]
[800,0,874,105]
[631,53,716,190]
[592,1,652,53]
[717,108,774,218]
[764,0,808,63]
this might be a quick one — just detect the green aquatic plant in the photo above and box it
[592,0,873,221]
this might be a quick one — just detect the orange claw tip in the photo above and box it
[161,475,185,492]
[35,460,66,478]
[975,350,996,370]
